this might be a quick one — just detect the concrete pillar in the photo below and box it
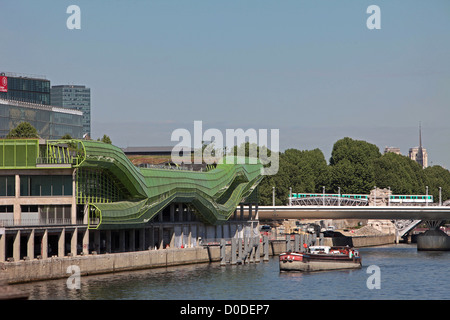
[170,228,175,248]
[27,229,35,259]
[220,238,226,266]
[119,230,125,252]
[13,230,20,261]
[249,237,254,263]
[58,228,65,257]
[240,204,244,220]
[94,230,101,253]
[83,204,89,225]
[148,227,154,250]
[159,226,164,249]
[71,169,77,224]
[231,237,237,265]
[294,234,300,252]
[255,237,261,263]
[263,235,269,262]
[71,228,78,256]
[285,234,291,252]
[14,174,20,224]
[106,230,111,253]
[249,204,252,220]
[0,232,5,262]
[41,230,48,259]
[139,228,145,251]
[82,228,89,255]
[300,234,305,252]
[129,229,135,252]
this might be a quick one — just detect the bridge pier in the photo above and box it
[417,221,450,251]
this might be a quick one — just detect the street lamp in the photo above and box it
[374,186,377,207]
[388,186,391,206]
[338,187,341,206]
[289,187,292,206]
[426,186,429,206]
[439,187,442,206]
[272,186,275,206]
[322,186,325,206]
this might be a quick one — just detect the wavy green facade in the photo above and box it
[69,140,263,229]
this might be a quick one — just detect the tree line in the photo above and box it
[257,137,450,206]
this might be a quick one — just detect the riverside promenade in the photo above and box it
[0,230,395,285]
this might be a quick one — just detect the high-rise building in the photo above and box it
[51,85,91,137]
[0,72,50,105]
[0,72,83,139]
[409,123,428,168]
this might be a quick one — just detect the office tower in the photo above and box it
[51,85,91,137]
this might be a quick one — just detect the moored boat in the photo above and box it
[279,245,362,272]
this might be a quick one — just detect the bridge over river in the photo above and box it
[257,205,450,221]
[257,205,450,250]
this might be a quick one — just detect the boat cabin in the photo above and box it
[309,246,330,254]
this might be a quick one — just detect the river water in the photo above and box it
[12,244,450,300]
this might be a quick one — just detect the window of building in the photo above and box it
[20,175,72,196]
[0,176,15,197]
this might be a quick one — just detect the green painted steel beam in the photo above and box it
[69,139,263,229]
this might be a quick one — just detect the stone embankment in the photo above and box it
[1,246,224,285]
[0,227,395,285]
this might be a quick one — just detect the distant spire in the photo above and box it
[417,122,424,168]
[419,121,422,149]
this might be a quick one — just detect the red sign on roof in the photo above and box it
[0,76,7,92]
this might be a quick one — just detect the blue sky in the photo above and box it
[1,1,449,168]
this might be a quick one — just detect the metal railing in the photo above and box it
[0,218,85,227]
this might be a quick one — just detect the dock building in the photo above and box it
[0,138,262,263]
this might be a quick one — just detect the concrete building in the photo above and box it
[0,72,83,139]
[0,138,262,263]
[51,85,91,137]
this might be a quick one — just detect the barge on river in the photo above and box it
[279,246,362,272]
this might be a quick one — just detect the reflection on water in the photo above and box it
[12,244,450,300]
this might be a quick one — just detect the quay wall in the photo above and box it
[1,234,395,284]
[1,246,224,284]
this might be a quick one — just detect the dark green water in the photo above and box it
[13,244,450,300]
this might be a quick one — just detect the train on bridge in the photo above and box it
[290,193,433,204]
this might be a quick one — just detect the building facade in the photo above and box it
[0,139,262,263]
[51,85,91,137]
[409,146,428,168]
[0,98,83,139]
[0,73,50,105]
[0,72,83,139]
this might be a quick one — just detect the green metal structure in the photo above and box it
[1,139,263,229]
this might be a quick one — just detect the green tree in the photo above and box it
[373,152,426,194]
[329,137,381,193]
[97,134,112,144]
[6,122,39,138]
[424,165,450,203]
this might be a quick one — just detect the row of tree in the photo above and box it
[6,123,449,205]
[257,137,450,206]
[6,122,112,144]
